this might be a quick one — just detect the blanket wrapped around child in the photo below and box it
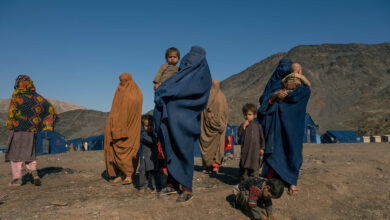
[153,46,212,188]
[257,59,311,186]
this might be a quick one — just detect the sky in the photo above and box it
[0,0,389,113]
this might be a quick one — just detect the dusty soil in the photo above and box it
[0,143,389,220]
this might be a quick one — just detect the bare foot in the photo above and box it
[110,176,122,183]
[288,185,299,196]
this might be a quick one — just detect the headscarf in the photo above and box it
[153,46,212,188]
[199,79,229,167]
[258,59,293,106]
[6,75,57,132]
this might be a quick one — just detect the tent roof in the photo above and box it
[326,130,362,139]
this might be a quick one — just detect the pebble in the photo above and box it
[51,201,68,206]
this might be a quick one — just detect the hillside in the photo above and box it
[0,99,87,114]
[0,110,108,146]
[53,109,108,140]
[220,43,390,135]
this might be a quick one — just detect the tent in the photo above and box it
[66,138,84,151]
[321,130,363,143]
[84,134,104,151]
[303,113,319,143]
[36,130,67,155]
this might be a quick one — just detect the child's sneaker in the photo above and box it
[8,178,22,187]
[176,193,193,203]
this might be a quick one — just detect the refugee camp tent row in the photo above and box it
[36,130,67,155]
[321,130,363,144]
[0,130,67,155]
[66,134,105,151]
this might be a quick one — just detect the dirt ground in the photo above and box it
[0,143,389,220]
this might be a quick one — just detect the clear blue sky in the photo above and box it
[1,0,389,113]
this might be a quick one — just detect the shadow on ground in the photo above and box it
[21,167,75,184]
[194,165,240,186]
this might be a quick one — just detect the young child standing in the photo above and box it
[138,115,160,193]
[233,177,284,220]
[153,47,180,91]
[238,103,265,182]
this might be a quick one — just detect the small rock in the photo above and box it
[376,167,383,171]
[51,201,68,206]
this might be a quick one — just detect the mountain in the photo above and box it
[220,43,390,135]
[0,99,87,114]
[53,109,109,140]
[0,109,108,146]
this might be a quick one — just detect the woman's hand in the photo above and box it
[271,90,288,102]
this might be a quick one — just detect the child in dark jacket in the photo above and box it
[233,177,284,220]
[139,115,160,193]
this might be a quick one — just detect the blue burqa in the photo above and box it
[153,46,212,188]
[257,59,311,186]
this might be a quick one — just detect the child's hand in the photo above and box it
[260,149,264,156]
[154,83,160,91]
[243,120,249,129]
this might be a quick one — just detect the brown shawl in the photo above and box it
[199,79,228,167]
[104,73,143,177]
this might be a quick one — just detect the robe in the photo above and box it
[154,46,212,188]
[199,79,228,167]
[104,73,143,177]
[258,59,311,186]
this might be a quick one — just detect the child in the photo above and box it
[281,62,311,92]
[233,177,284,220]
[153,47,180,91]
[238,103,265,182]
[138,115,160,193]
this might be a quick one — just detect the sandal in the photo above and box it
[122,177,132,185]
[31,171,41,186]
[8,178,22,187]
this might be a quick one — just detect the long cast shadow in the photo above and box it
[194,165,240,186]
[22,166,74,184]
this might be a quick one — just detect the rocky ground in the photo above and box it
[0,143,389,220]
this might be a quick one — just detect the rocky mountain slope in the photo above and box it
[220,43,390,135]
[53,109,108,140]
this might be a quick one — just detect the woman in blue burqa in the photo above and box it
[257,59,311,195]
[153,46,212,202]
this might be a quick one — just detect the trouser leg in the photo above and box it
[25,160,37,172]
[139,171,147,189]
[10,161,23,180]
[240,168,249,182]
